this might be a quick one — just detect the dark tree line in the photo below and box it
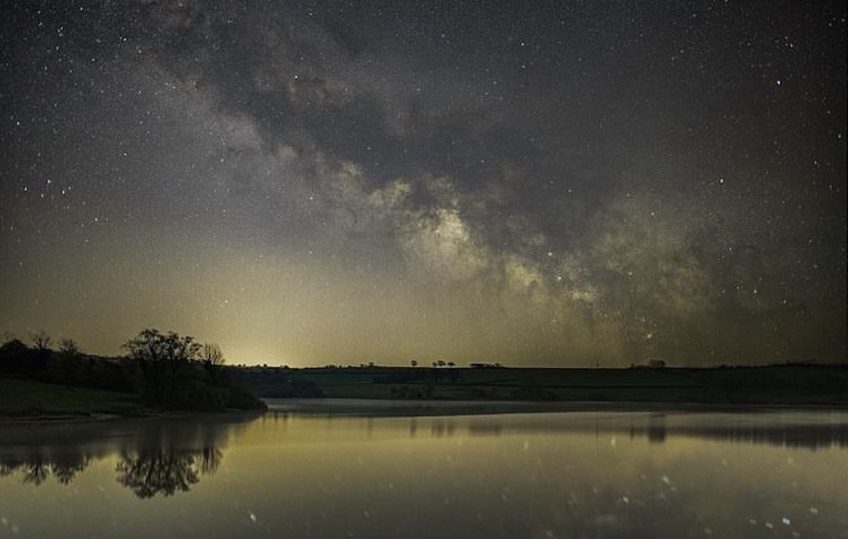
[0,329,265,412]
[123,328,263,410]
[0,332,133,393]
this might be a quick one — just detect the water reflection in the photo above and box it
[0,406,846,539]
[462,412,848,449]
[263,405,848,450]
[116,446,221,498]
[0,413,257,498]
[0,450,90,486]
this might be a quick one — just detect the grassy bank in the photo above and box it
[0,377,146,418]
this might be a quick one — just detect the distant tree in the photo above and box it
[437,360,446,367]
[121,328,264,411]
[30,330,52,352]
[447,362,455,368]
[123,329,208,409]
[410,360,418,367]
[58,337,83,382]
[201,343,225,379]
[123,329,201,364]
[58,338,81,356]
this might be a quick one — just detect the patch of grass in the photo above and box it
[0,377,145,417]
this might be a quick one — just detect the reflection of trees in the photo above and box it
[22,460,49,485]
[0,451,91,486]
[52,454,90,485]
[0,414,259,498]
[116,446,221,498]
[0,445,222,498]
[680,424,848,450]
[402,414,848,449]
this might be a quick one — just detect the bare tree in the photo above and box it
[31,330,52,351]
[59,338,81,356]
[200,343,225,382]
[201,343,225,367]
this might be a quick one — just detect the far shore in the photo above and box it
[0,408,265,424]
[4,363,847,422]
[5,397,848,424]
[265,397,848,418]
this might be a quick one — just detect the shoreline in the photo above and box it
[5,398,848,424]
[265,397,848,418]
[0,408,265,424]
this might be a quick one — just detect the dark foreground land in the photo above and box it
[232,364,848,406]
[0,331,266,418]
[2,328,846,418]
[0,378,147,418]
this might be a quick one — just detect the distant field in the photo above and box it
[232,365,848,405]
[0,377,144,417]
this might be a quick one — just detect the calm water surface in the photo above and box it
[1,401,847,539]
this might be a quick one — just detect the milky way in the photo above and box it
[1,1,845,366]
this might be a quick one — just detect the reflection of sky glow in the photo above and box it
[1,410,846,537]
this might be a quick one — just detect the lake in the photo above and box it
[1,401,847,538]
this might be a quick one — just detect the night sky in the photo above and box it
[1,1,845,367]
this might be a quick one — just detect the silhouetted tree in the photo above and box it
[30,330,52,351]
[411,360,418,367]
[58,337,83,383]
[58,338,80,356]
[122,329,262,411]
[27,330,52,372]
[201,343,225,381]
[124,329,201,364]
[201,343,225,367]
[123,329,215,409]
